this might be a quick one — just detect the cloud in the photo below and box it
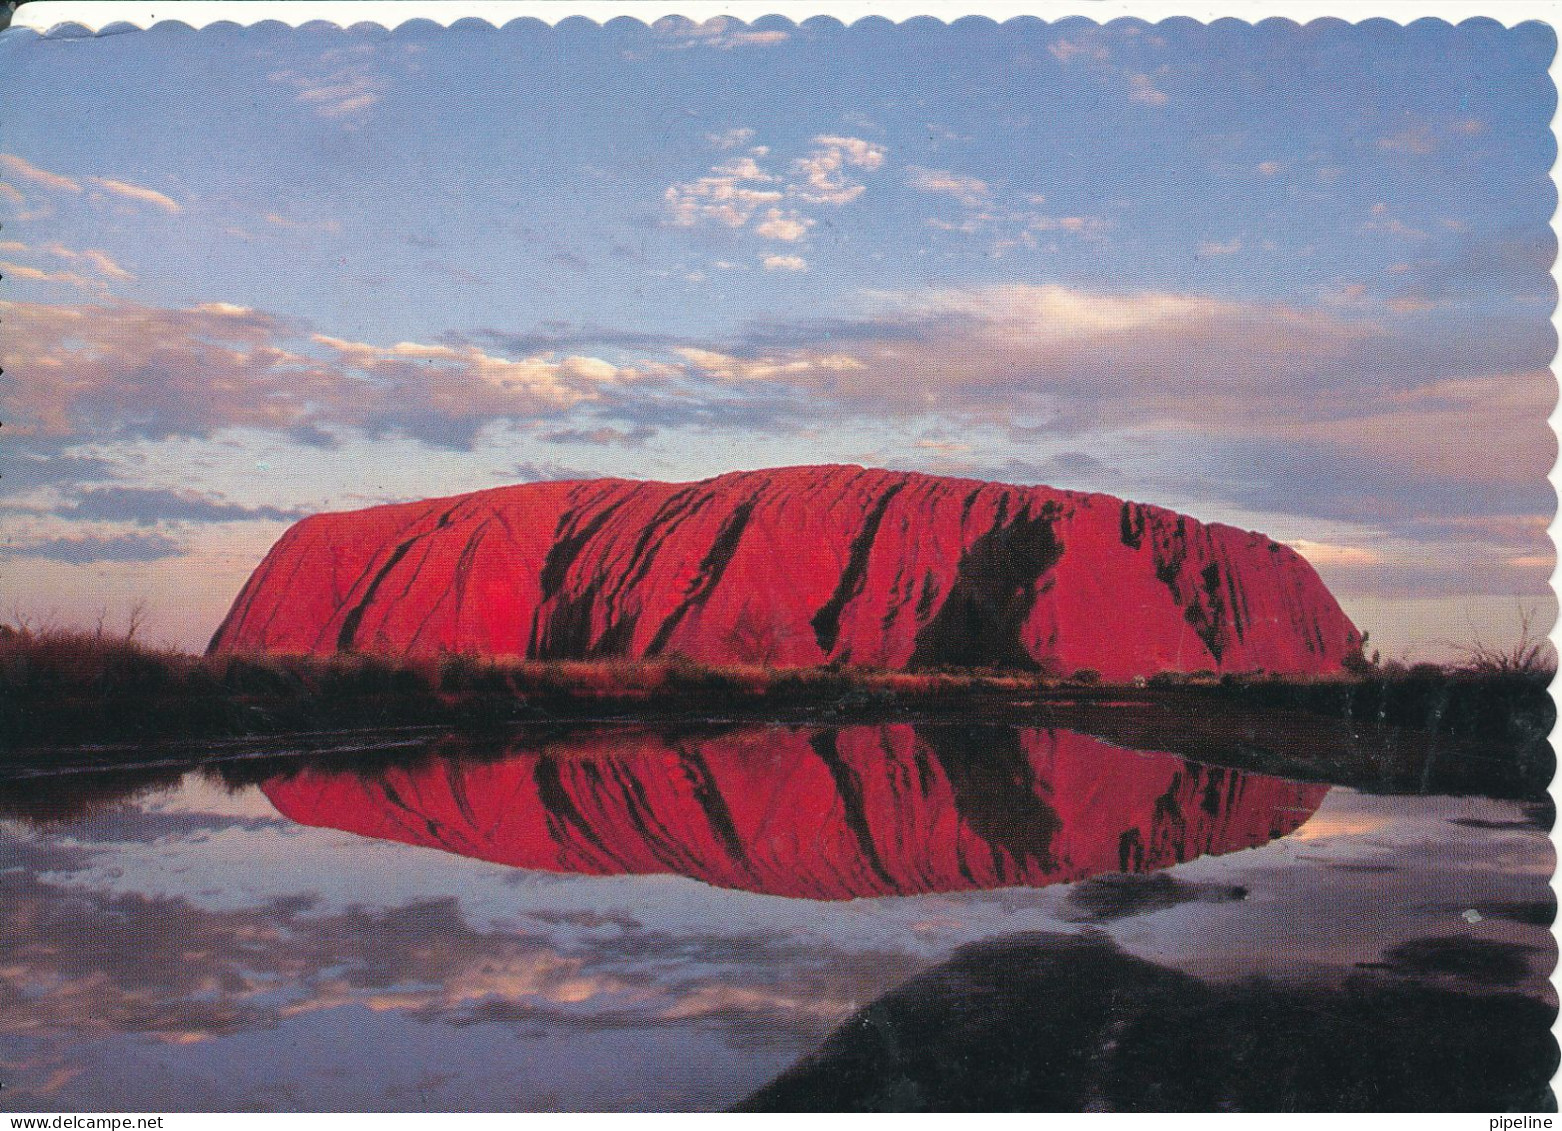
[1197,238,1243,257]
[675,346,861,382]
[1377,117,1484,157]
[709,281,1545,480]
[45,243,132,280]
[753,208,813,242]
[1043,31,1171,109]
[264,212,343,235]
[1363,202,1427,240]
[0,443,116,496]
[723,283,1372,397]
[933,214,1108,251]
[995,451,1126,490]
[269,46,397,125]
[537,425,656,447]
[1384,227,1556,309]
[680,282,1550,562]
[5,532,183,563]
[790,135,887,206]
[1126,72,1169,107]
[707,127,757,149]
[762,254,808,272]
[0,856,907,1097]
[656,17,790,49]
[0,240,134,291]
[1048,35,1110,64]
[1256,161,1282,176]
[1197,423,1554,572]
[1262,371,1556,491]
[87,176,182,215]
[0,298,663,451]
[907,166,991,209]
[0,153,184,227]
[311,334,631,390]
[0,874,629,1051]
[817,285,1376,425]
[664,161,784,230]
[56,487,308,526]
[1377,123,1439,155]
[911,167,1105,255]
[461,323,681,356]
[508,460,596,482]
[0,260,103,292]
[0,153,81,193]
[1288,540,1386,567]
[664,134,887,246]
[5,276,1546,577]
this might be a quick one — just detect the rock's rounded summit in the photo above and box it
[210,464,1361,679]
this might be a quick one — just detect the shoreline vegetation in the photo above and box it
[0,625,1553,800]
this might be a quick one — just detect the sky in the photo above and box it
[0,16,1555,657]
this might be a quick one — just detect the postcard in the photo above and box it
[0,0,1555,1116]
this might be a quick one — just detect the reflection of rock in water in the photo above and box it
[737,932,1558,1112]
[260,725,1327,899]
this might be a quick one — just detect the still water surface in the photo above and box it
[1,722,1553,1110]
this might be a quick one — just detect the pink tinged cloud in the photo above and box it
[87,176,182,214]
[0,153,81,193]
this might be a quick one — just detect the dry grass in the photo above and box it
[0,626,1064,752]
[3,616,1550,759]
[1444,608,1557,678]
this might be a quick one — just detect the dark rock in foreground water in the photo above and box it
[738,931,1557,1112]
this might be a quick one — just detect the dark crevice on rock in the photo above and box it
[336,538,418,652]
[646,494,761,656]
[909,502,1063,671]
[812,482,907,657]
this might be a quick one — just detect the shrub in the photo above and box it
[1445,607,1556,679]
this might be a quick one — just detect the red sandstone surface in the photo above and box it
[211,465,1361,679]
[260,724,1330,900]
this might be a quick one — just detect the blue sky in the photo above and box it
[0,16,1554,656]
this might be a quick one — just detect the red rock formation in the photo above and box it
[260,725,1330,900]
[210,465,1361,679]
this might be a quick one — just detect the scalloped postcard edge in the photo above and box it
[7,0,1561,33]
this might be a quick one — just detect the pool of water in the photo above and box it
[1,721,1553,1110]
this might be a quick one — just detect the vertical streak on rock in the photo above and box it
[538,495,628,600]
[645,494,761,656]
[335,506,458,652]
[909,502,1064,670]
[336,540,418,652]
[1186,561,1228,664]
[408,518,492,652]
[1119,502,1146,550]
[530,495,631,658]
[811,482,907,656]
